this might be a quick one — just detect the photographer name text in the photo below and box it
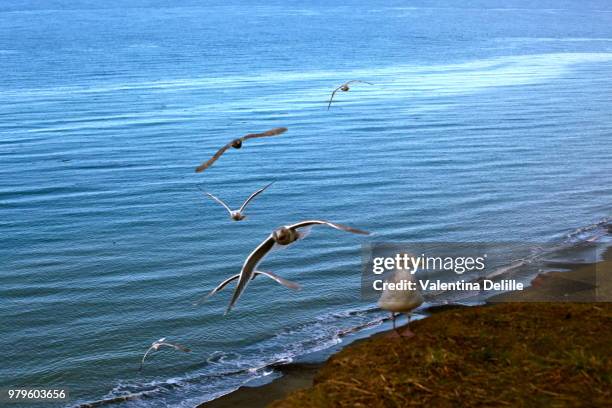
[373,279,523,292]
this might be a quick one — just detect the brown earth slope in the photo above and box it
[271,302,612,407]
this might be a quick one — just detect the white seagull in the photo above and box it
[377,253,424,337]
[195,127,287,173]
[210,220,370,314]
[327,80,373,110]
[139,338,191,371]
[200,182,273,221]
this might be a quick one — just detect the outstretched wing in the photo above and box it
[140,346,155,371]
[255,270,301,290]
[242,127,288,141]
[203,191,233,215]
[346,80,373,85]
[225,235,276,314]
[199,270,300,305]
[327,85,343,110]
[175,344,191,352]
[194,274,241,305]
[288,220,371,235]
[159,342,191,353]
[239,182,274,212]
[195,142,233,173]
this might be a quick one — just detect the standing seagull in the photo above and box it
[139,338,191,371]
[377,253,424,338]
[327,80,373,110]
[217,220,370,314]
[195,127,288,173]
[200,182,274,221]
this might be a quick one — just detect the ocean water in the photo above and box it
[1,1,612,406]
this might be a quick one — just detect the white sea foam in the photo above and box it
[16,52,612,134]
[5,52,612,99]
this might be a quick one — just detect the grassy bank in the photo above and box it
[270,302,611,407]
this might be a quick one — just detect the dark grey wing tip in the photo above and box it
[193,292,214,306]
[275,127,288,134]
[318,220,372,235]
[351,227,371,235]
[177,344,191,352]
[224,299,236,315]
[326,220,371,235]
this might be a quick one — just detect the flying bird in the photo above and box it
[219,220,370,314]
[327,80,373,110]
[139,338,191,371]
[195,127,288,173]
[195,270,301,306]
[199,182,274,221]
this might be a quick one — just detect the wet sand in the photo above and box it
[199,247,612,408]
[199,364,322,408]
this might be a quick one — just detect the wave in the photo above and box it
[71,306,391,408]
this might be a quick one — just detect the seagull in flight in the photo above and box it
[200,182,274,221]
[327,80,373,110]
[215,220,370,314]
[195,127,288,173]
[139,338,191,371]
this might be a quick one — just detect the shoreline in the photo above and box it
[198,245,611,408]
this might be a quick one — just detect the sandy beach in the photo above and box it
[199,247,612,407]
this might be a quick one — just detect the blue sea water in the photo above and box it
[1,1,612,406]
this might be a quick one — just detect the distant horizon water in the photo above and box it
[1,1,612,407]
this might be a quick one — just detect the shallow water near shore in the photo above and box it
[1,1,612,407]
